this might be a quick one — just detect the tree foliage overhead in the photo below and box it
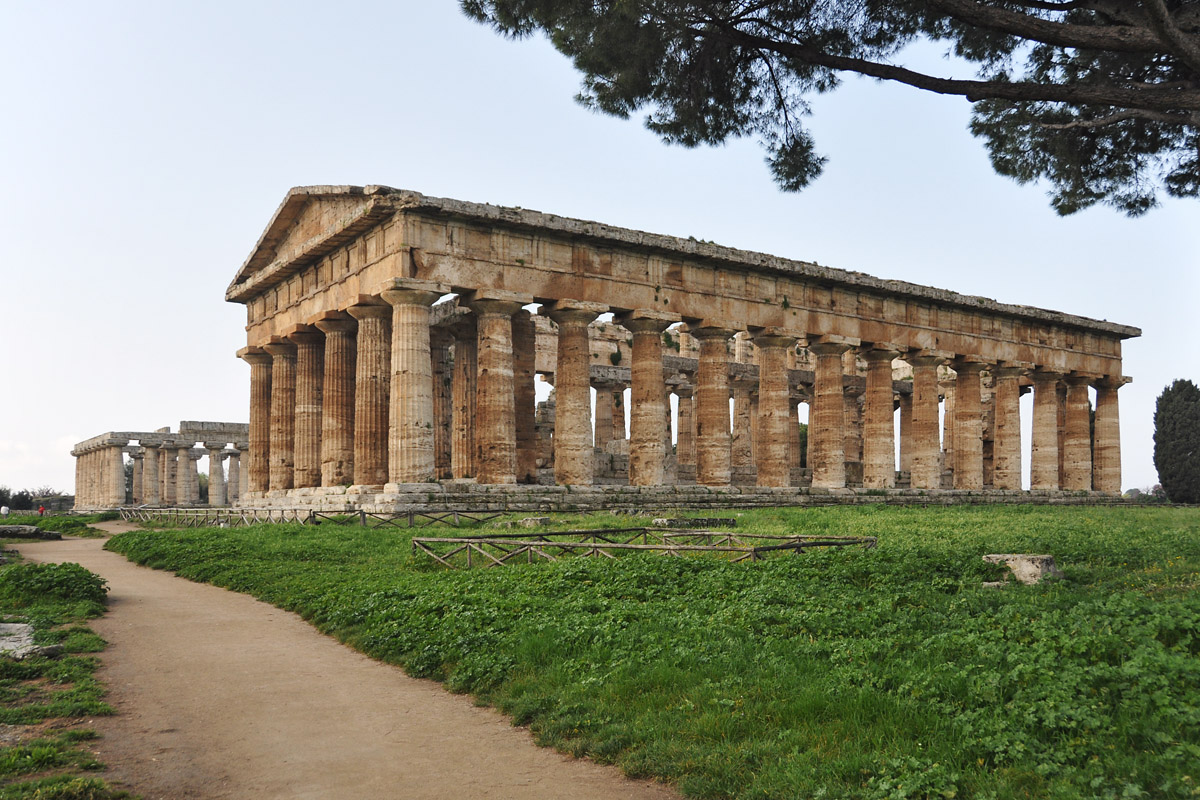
[462,0,1200,215]
[1154,378,1200,504]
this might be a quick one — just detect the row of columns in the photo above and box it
[74,441,248,508]
[241,281,1125,496]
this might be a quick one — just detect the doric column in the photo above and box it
[594,383,615,450]
[314,315,356,487]
[619,311,678,486]
[287,326,324,490]
[692,325,735,486]
[1031,368,1065,490]
[381,281,445,485]
[347,304,391,486]
[431,327,454,480]
[952,357,987,490]
[843,386,864,465]
[752,331,797,487]
[237,442,249,499]
[547,301,605,486]
[991,363,1028,490]
[226,449,241,504]
[1062,372,1098,491]
[1093,376,1126,494]
[449,315,478,479]
[512,309,538,483]
[175,446,192,505]
[108,444,127,506]
[676,385,696,471]
[941,378,956,483]
[611,388,626,444]
[1056,383,1068,487]
[907,350,951,490]
[142,443,160,505]
[810,337,855,489]
[262,339,297,491]
[731,333,754,470]
[862,346,900,489]
[162,446,177,505]
[239,347,273,494]
[898,393,913,474]
[472,295,528,485]
[189,450,204,504]
[206,445,227,507]
[788,392,804,478]
[131,452,144,504]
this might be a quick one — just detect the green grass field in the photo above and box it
[108,505,1200,799]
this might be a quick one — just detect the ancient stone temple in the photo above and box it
[226,185,1137,511]
[72,422,248,510]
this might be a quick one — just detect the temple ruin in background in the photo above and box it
[220,185,1138,512]
[72,422,248,510]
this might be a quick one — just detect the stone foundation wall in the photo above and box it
[236,485,1127,514]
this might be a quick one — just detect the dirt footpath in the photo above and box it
[15,527,678,800]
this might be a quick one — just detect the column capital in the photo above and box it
[906,348,953,367]
[375,278,451,305]
[346,302,391,322]
[284,324,323,346]
[234,441,249,451]
[188,449,205,462]
[237,346,272,366]
[467,289,533,319]
[203,442,228,452]
[809,335,858,357]
[545,299,607,326]
[953,355,990,374]
[1066,371,1104,386]
[861,342,903,360]
[996,360,1034,377]
[314,315,356,335]
[1032,366,1068,382]
[262,337,297,358]
[688,323,737,341]
[1095,374,1132,390]
[750,327,799,349]
[616,308,679,333]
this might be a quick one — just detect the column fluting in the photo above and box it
[449,315,478,479]
[314,316,357,487]
[207,445,227,507]
[753,333,796,487]
[810,339,854,489]
[1093,376,1125,494]
[240,348,273,493]
[288,327,324,489]
[1031,368,1065,490]
[952,358,987,490]
[991,364,1027,490]
[512,309,538,484]
[382,285,443,484]
[862,347,899,489]
[473,298,526,485]
[142,444,161,505]
[692,326,734,486]
[347,304,391,486]
[907,351,948,490]
[547,303,604,486]
[621,313,677,486]
[263,339,298,491]
[1062,373,1096,491]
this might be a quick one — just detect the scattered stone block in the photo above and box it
[0,623,62,661]
[518,517,549,527]
[982,554,1063,585]
[0,526,61,541]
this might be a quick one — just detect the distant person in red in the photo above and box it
[37,505,45,516]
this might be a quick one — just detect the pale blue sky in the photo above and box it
[1,1,1195,493]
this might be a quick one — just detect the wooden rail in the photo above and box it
[118,507,503,529]
[411,528,876,569]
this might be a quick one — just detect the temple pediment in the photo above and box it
[226,186,401,302]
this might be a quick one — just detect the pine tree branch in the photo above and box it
[707,25,1200,111]
[1142,0,1200,73]
[1037,108,1200,128]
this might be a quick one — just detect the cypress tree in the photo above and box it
[1153,379,1200,504]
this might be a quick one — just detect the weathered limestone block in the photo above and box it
[982,554,1064,585]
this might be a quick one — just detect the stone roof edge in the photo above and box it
[231,185,1142,340]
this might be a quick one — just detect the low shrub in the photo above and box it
[0,564,107,608]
